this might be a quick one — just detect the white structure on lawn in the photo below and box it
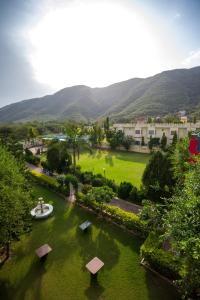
[113,122,200,146]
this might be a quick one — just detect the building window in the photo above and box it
[135,130,141,134]
[135,141,140,145]
[149,130,155,135]
[171,131,176,135]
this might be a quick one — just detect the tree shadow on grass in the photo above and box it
[115,152,149,164]
[0,278,10,300]
[85,276,105,300]
[76,219,120,272]
[105,154,114,167]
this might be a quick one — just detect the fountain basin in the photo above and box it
[31,204,53,219]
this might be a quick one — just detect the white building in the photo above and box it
[113,122,200,146]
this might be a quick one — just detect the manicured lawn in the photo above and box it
[0,185,179,300]
[78,150,150,187]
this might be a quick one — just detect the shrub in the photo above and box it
[81,171,93,184]
[82,184,92,194]
[91,173,106,187]
[129,186,138,202]
[104,205,147,235]
[118,181,133,199]
[140,232,182,280]
[105,178,118,192]
[77,195,147,236]
[30,170,59,190]
[85,186,115,204]
[64,174,78,189]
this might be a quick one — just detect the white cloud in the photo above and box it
[182,49,200,68]
[174,12,181,19]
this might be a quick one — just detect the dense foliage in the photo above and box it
[142,151,175,202]
[164,159,200,298]
[0,146,33,258]
[46,141,72,173]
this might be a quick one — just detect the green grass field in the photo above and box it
[0,185,178,300]
[78,150,150,187]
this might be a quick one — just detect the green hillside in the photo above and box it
[0,66,200,123]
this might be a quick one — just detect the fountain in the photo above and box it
[31,197,53,219]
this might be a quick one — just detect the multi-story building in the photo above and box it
[113,122,200,146]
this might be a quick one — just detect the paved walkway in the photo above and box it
[110,198,142,215]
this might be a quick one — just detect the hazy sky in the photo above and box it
[0,0,200,107]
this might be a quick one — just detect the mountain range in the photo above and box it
[0,66,200,123]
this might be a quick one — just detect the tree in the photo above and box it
[171,138,190,183]
[148,136,160,150]
[142,151,175,201]
[89,123,104,146]
[107,129,125,149]
[65,123,90,172]
[141,136,145,146]
[172,131,178,147]
[0,146,33,259]
[122,135,134,150]
[104,116,110,132]
[160,132,167,151]
[164,160,200,298]
[47,141,72,173]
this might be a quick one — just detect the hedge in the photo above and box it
[140,232,182,280]
[30,170,59,190]
[76,193,147,237]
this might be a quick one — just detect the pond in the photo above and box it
[0,185,179,300]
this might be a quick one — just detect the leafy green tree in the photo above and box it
[164,160,200,298]
[107,129,125,149]
[148,136,160,150]
[0,146,33,259]
[160,132,167,151]
[171,138,190,183]
[89,123,104,146]
[104,116,110,132]
[47,141,72,173]
[142,151,175,202]
[141,136,145,146]
[172,131,178,147]
[122,135,134,150]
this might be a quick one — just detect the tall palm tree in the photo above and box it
[65,123,90,173]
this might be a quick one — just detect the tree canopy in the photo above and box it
[0,146,33,258]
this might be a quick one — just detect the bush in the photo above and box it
[129,186,138,202]
[77,194,147,236]
[91,173,106,187]
[25,149,40,166]
[105,178,118,192]
[81,171,93,184]
[104,205,147,236]
[85,186,115,204]
[118,181,133,199]
[140,232,182,280]
[82,184,92,194]
[30,170,59,191]
[64,174,78,189]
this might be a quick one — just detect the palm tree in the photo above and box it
[65,123,90,173]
